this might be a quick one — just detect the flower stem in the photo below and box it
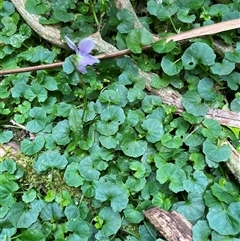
[90,0,99,26]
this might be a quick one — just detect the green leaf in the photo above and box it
[126,176,146,193]
[33,151,68,174]
[127,87,145,102]
[0,1,15,17]
[202,119,222,139]
[98,207,122,236]
[21,135,45,155]
[62,56,75,74]
[40,203,64,221]
[22,189,37,203]
[19,229,46,241]
[161,133,182,149]
[141,118,164,143]
[197,77,217,101]
[53,3,74,23]
[55,190,72,207]
[177,8,196,23]
[64,162,84,187]
[152,192,172,210]
[183,171,208,194]
[120,131,148,158]
[68,106,82,133]
[210,59,235,75]
[152,39,176,54]
[230,97,240,112]
[208,4,229,17]
[225,42,240,63]
[0,175,19,207]
[147,0,179,20]
[126,29,153,54]
[182,90,209,116]
[25,0,49,15]
[66,218,91,241]
[211,182,239,204]
[99,90,121,105]
[95,182,128,212]
[207,202,240,235]
[0,130,13,144]
[156,163,186,193]
[117,9,135,34]
[26,107,48,132]
[161,53,183,76]
[130,161,146,179]
[97,105,125,136]
[79,156,100,181]
[203,139,231,165]
[1,16,17,36]
[181,42,216,70]
[142,95,162,113]
[223,72,240,90]
[18,46,56,63]
[0,159,17,174]
[123,204,144,224]
[52,120,71,145]
[99,135,119,149]
[192,220,211,241]
[173,193,205,221]
[211,231,240,241]
[9,202,39,228]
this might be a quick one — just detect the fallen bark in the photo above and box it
[143,207,193,241]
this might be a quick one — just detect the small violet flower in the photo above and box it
[65,36,100,74]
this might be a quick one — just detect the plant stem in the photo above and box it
[90,0,99,26]
[169,16,178,33]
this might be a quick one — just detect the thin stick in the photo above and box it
[0,19,239,76]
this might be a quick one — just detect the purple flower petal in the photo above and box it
[79,54,100,66]
[75,64,87,74]
[78,38,95,56]
[65,36,78,53]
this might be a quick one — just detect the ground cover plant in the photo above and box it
[0,0,240,240]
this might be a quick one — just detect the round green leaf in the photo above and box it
[21,136,45,156]
[161,54,183,76]
[52,120,71,145]
[141,118,164,143]
[161,133,182,149]
[173,193,205,222]
[98,207,122,236]
[198,77,217,101]
[203,139,231,163]
[156,163,186,193]
[210,59,235,75]
[182,90,209,116]
[181,42,216,70]
[26,107,48,133]
[33,151,68,174]
[192,220,211,241]
[64,162,84,187]
[123,204,144,224]
[66,218,91,241]
[230,97,240,112]
[19,229,46,241]
[183,171,208,194]
[9,202,39,228]
[207,202,240,235]
[22,189,37,203]
[95,182,128,212]
[120,132,148,158]
[177,8,196,23]
[79,156,100,181]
